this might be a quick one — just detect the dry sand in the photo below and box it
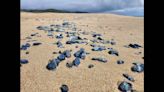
[21,12,144,92]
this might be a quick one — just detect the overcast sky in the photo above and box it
[21,0,144,12]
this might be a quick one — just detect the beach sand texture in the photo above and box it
[21,12,144,92]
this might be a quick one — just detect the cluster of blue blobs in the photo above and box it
[117,60,124,64]
[73,48,86,66]
[92,46,106,51]
[46,59,60,70]
[20,59,29,64]
[118,81,132,92]
[108,48,119,56]
[73,58,81,66]
[131,63,144,73]
[46,50,71,70]
[57,41,63,48]
[60,84,69,92]
[74,48,86,59]
[20,43,31,50]
[123,74,135,82]
[128,44,142,49]
[56,34,63,39]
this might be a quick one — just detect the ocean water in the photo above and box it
[21,0,144,17]
[105,7,144,17]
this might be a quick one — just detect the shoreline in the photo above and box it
[21,12,144,19]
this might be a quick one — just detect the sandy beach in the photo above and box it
[21,12,144,92]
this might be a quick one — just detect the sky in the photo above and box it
[21,0,144,16]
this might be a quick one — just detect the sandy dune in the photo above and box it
[21,12,144,92]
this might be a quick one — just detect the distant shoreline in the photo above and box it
[21,9,89,13]
[21,9,143,17]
